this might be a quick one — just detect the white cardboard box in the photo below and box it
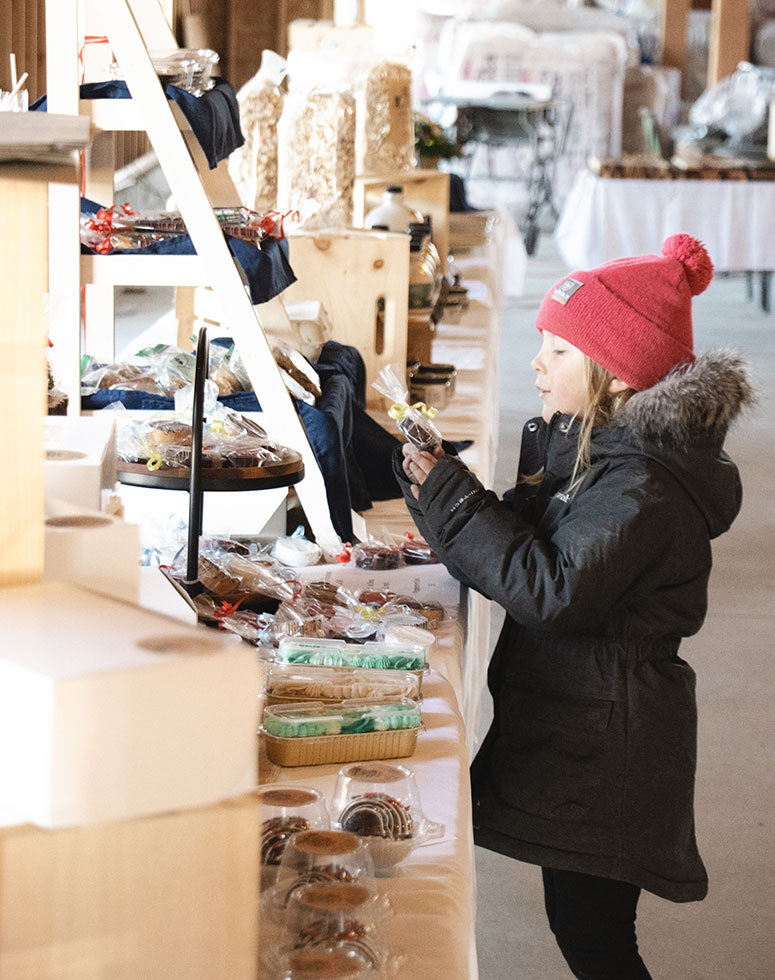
[0,582,260,829]
[44,497,141,603]
[44,415,117,512]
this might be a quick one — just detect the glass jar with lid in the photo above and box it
[408,220,442,312]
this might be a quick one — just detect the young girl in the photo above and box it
[394,234,754,980]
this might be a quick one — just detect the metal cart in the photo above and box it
[430,90,573,255]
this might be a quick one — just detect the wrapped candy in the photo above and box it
[80,203,290,254]
[372,364,442,452]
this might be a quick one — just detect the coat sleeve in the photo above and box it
[390,447,489,594]
[411,453,699,633]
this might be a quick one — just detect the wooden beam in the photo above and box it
[660,0,692,99]
[708,0,750,86]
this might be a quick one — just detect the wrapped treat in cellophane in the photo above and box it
[114,408,293,473]
[81,342,255,400]
[80,203,286,254]
[80,343,196,397]
[372,364,442,453]
[217,575,434,653]
[166,537,304,615]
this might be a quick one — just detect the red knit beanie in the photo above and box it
[535,234,714,391]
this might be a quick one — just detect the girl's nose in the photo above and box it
[531,351,543,373]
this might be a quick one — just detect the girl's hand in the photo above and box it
[402,443,444,499]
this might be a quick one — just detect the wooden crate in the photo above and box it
[283,229,410,407]
[0,793,261,980]
[1,170,51,587]
[353,168,450,274]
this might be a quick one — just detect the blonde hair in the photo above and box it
[519,356,635,490]
[568,357,634,490]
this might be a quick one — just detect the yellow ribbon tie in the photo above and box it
[209,419,225,435]
[388,400,439,421]
[146,450,163,471]
[354,604,382,622]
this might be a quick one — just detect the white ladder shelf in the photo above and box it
[44,0,347,551]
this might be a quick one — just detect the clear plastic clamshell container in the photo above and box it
[258,785,330,888]
[276,636,428,672]
[331,762,444,873]
[270,830,375,911]
[261,699,422,767]
[264,663,422,705]
[150,48,219,95]
[282,880,386,970]
[274,947,372,980]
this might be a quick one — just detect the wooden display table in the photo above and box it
[365,211,504,754]
[258,655,478,980]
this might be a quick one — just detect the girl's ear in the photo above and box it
[607,377,631,395]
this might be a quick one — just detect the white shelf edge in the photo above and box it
[81,98,192,133]
[81,253,208,286]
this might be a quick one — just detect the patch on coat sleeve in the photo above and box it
[449,487,485,514]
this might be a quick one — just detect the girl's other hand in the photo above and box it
[402,443,444,498]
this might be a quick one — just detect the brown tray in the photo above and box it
[117,451,304,491]
[261,725,420,767]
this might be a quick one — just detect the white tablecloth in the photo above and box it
[555,169,775,272]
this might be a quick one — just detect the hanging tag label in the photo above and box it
[551,277,584,305]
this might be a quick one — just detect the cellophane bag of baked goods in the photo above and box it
[114,409,292,472]
[277,52,356,230]
[169,537,302,606]
[81,342,252,399]
[356,59,414,175]
[229,50,287,213]
[372,364,442,452]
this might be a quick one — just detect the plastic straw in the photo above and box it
[9,52,17,90]
[8,71,28,100]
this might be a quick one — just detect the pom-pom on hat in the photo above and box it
[536,234,714,391]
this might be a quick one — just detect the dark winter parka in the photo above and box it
[393,349,754,903]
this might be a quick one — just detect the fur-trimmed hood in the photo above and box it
[617,348,756,447]
[603,347,755,539]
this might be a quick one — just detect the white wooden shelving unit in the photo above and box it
[44,0,344,550]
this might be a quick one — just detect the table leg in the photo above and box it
[760,272,771,314]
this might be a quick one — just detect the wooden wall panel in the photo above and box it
[1,0,46,102]
[2,0,335,104]
[225,0,333,91]
[708,0,751,84]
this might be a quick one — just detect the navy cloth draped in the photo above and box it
[32,78,243,168]
[79,198,296,305]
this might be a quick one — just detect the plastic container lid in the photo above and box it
[262,698,422,739]
[276,636,428,671]
[265,663,422,702]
